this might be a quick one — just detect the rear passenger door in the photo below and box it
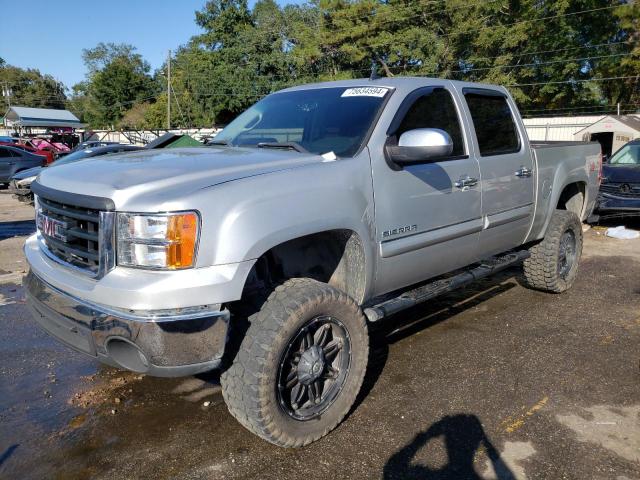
[462,89,534,257]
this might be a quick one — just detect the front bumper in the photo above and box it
[596,192,640,214]
[25,271,230,377]
[9,179,33,202]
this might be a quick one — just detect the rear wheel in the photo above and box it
[523,209,583,293]
[221,278,369,447]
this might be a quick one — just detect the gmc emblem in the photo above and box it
[37,211,68,242]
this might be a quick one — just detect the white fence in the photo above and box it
[4,115,640,145]
[0,127,222,145]
[86,128,222,145]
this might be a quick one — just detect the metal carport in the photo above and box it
[3,106,85,129]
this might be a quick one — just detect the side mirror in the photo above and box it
[385,128,454,165]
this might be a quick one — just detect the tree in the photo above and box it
[72,43,159,128]
[71,0,640,128]
[0,62,66,109]
[151,0,323,127]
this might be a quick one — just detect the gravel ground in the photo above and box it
[0,191,638,480]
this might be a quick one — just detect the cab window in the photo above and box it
[464,92,520,156]
[396,88,465,158]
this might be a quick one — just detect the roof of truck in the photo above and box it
[279,77,509,96]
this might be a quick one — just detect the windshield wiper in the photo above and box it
[206,139,230,146]
[257,142,309,153]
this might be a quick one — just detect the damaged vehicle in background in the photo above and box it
[9,144,142,204]
[0,145,46,187]
[595,139,640,219]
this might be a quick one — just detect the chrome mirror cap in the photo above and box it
[387,128,454,165]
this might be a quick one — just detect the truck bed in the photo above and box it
[526,141,601,242]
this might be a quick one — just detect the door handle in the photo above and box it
[515,166,532,178]
[455,176,479,189]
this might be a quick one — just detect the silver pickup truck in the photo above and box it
[25,77,601,447]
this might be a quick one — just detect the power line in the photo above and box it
[322,0,503,33]
[378,52,635,77]
[175,44,633,82]
[190,2,631,52]
[522,108,639,117]
[443,41,631,63]
[323,3,628,42]
[510,75,640,87]
[522,103,640,113]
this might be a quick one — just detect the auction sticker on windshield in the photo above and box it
[341,87,389,97]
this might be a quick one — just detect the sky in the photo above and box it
[0,0,302,91]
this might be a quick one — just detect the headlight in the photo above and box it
[117,212,199,269]
[16,176,36,187]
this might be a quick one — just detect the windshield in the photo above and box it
[609,143,640,165]
[214,86,390,157]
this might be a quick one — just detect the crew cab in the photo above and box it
[24,77,600,447]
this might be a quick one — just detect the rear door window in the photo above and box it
[464,92,520,156]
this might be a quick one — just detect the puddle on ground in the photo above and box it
[556,405,640,463]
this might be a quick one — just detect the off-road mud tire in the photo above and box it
[220,278,369,447]
[523,209,583,293]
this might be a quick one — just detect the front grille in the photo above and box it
[37,196,101,274]
[600,183,640,198]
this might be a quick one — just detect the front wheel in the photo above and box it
[523,209,583,293]
[221,278,369,447]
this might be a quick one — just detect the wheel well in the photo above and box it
[244,230,367,304]
[557,182,585,217]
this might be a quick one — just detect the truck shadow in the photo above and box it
[360,270,520,479]
[383,414,515,480]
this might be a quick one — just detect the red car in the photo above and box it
[0,141,54,164]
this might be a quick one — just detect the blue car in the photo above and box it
[0,145,45,184]
[596,139,640,218]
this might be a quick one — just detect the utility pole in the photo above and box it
[617,103,620,116]
[167,50,171,130]
[1,82,12,108]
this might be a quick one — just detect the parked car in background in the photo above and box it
[9,144,143,204]
[0,140,55,164]
[596,139,640,218]
[0,146,46,185]
[73,140,119,151]
[29,138,70,163]
[0,136,19,144]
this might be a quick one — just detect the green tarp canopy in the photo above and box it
[165,135,202,148]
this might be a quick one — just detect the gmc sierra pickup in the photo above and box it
[25,77,601,447]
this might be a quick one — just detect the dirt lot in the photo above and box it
[0,191,639,480]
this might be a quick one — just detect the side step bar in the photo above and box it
[364,250,531,322]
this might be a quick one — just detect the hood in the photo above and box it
[37,147,326,208]
[602,163,640,184]
[12,166,43,180]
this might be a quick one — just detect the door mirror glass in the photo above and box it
[386,128,454,165]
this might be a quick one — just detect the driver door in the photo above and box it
[371,87,482,296]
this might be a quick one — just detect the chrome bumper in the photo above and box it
[25,271,230,377]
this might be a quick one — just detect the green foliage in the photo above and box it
[71,1,640,128]
[0,62,66,109]
[69,43,159,128]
